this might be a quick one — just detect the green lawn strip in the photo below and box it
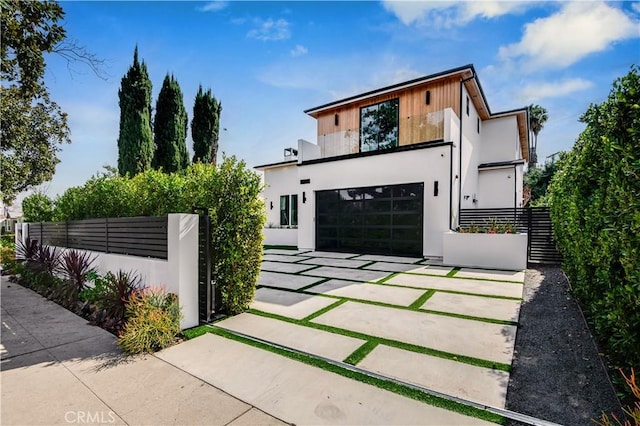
[446,267,461,277]
[296,278,331,292]
[204,326,504,425]
[263,245,298,250]
[258,282,519,326]
[301,299,348,322]
[292,265,321,275]
[247,308,511,372]
[408,290,435,310]
[343,340,379,365]
[373,281,522,301]
[417,308,518,326]
[375,272,398,284]
[357,261,377,269]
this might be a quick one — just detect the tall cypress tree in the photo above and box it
[152,74,189,173]
[191,85,222,165]
[117,46,154,176]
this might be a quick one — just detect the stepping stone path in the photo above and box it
[216,249,527,421]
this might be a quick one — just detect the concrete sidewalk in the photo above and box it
[0,276,287,426]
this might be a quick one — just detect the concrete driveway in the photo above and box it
[158,249,525,425]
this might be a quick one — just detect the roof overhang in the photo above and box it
[478,159,526,170]
[254,160,297,171]
[304,64,475,117]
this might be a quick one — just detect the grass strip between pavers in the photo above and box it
[189,325,504,425]
[301,298,348,322]
[408,290,435,310]
[257,282,518,325]
[375,281,522,301]
[357,261,378,269]
[247,308,511,372]
[446,267,461,277]
[263,245,298,250]
[343,340,379,365]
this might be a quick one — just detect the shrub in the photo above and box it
[118,287,181,354]
[22,193,54,222]
[549,67,640,378]
[57,249,97,307]
[47,156,265,314]
[92,270,142,333]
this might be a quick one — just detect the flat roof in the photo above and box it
[254,159,297,171]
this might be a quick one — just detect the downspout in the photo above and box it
[458,74,476,225]
[513,165,517,209]
[449,144,453,230]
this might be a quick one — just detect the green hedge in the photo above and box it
[23,156,266,314]
[549,67,640,372]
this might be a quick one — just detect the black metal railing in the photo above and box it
[459,207,562,265]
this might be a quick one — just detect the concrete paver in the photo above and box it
[264,249,309,255]
[421,292,521,322]
[387,274,524,299]
[455,268,526,283]
[312,301,517,364]
[358,344,509,408]
[410,265,455,276]
[261,261,317,274]
[216,313,365,361]
[363,262,426,273]
[258,271,324,290]
[352,254,422,264]
[262,254,309,263]
[300,251,359,259]
[299,257,371,268]
[251,288,338,319]
[157,333,493,425]
[306,279,426,307]
[301,266,389,282]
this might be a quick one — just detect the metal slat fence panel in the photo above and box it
[459,207,562,265]
[27,216,168,259]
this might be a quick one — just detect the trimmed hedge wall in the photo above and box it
[22,156,265,314]
[549,67,640,373]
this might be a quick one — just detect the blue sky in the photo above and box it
[30,0,640,204]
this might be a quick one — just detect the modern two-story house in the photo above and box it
[256,64,529,258]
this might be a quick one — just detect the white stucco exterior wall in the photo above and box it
[297,145,452,257]
[480,116,519,164]
[477,168,516,208]
[460,84,482,210]
[262,164,299,227]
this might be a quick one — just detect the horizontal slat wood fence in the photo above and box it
[28,216,168,259]
[459,207,562,265]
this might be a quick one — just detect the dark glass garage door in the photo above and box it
[316,183,423,256]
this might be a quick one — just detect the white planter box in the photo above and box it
[264,228,298,247]
[443,231,527,270]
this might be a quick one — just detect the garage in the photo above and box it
[316,183,424,256]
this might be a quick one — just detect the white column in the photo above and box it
[167,214,199,329]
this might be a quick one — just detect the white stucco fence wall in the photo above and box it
[442,231,528,270]
[263,228,298,247]
[20,214,199,330]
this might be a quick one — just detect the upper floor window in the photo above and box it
[360,98,399,153]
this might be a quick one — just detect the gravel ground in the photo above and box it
[506,266,623,426]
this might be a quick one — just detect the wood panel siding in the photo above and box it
[315,77,461,150]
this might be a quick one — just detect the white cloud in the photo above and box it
[290,44,308,57]
[381,0,532,27]
[198,1,227,13]
[517,78,594,102]
[499,2,639,70]
[247,18,291,41]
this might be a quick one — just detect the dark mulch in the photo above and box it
[506,266,624,426]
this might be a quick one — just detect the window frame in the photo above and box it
[359,98,400,153]
[280,195,289,226]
